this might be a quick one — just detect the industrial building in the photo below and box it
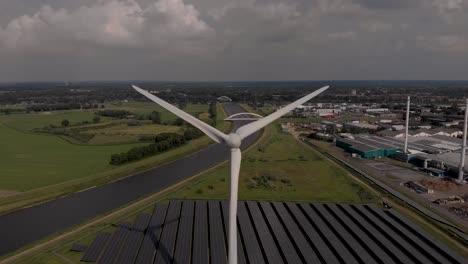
[336,135,467,179]
[336,136,400,159]
[412,152,467,178]
[374,136,458,154]
[344,122,379,131]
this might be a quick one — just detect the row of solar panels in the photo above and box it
[77,200,465,264]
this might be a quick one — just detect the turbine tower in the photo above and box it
[132,85,329,264]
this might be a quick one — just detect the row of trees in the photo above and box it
[209,102,217,126]
[60,115,100,128]
[26,103,103,112]
[110,128,204,165]
[96,109,132,118]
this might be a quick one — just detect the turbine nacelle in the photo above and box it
[226,133,242,149]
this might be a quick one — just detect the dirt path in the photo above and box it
[0,191,19,199]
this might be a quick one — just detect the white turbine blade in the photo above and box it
[132,85,228,143]
[228,148,241,264]
[236,85,329,139]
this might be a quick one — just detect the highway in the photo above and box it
[0,103,261,256]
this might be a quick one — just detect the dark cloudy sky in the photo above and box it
[0,0,467,81]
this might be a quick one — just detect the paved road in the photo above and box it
[0,103,260,256]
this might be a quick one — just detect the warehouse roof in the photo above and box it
[338,138,379,152]
[78,200,465,264]
[353,136,400,151]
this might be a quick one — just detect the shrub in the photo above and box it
[281,178,291,184]
[61,119,70,127]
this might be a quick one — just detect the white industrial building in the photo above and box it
[365,108,389,114]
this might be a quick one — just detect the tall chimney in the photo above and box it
[458,99,468,182]
[404,96,410,154]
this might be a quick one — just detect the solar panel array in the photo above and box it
[77,200,465,264]
[70,243,88,252]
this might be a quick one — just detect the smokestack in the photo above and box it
[458,99,468,182]
[404,96,410,154]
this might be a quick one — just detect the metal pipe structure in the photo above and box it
[132,85,329,264]
[404,96,410,154]
[458,99,468,182]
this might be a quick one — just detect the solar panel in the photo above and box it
[385,210,466,264]
[135,204,168,264]
[236,201,264,264]
[272,202,321,263]
[173,200,195,264]
[98,226,130,264]
[285,202,340,264]
[299,203,359,264]
[81,232,111,262]
[154,200,182,263]
[208,201,227,264]
[132,213,151,232]
[70,243,87,252]
[339,204,412,264]
[246,201,283,264]
[114,215,150,264]
[314,204,372,263]
[353,204,430,263]
[326,204,394,263]
[260,202,302,263]
[360,205,437,264]
[192,201,209,264]
[116,231,144,264]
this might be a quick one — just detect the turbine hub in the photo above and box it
[226,133,241,148]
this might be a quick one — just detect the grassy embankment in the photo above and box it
[0,103,230,214]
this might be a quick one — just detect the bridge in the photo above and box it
[217,96,232,102]
[224,112,263,121]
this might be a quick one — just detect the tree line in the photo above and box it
[26,103,102,112]
[96,109,132,118]
[209,102,217,126]
[110,127,204,165]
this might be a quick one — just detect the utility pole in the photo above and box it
[458,99,468,183]
[404,96,410,154]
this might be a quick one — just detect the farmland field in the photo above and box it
[0,121,147,191]
[0,111,106,133]
[102,102,208,123]
[0,102,216,192]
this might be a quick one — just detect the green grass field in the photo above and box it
[1,102,207,132]
[84,123,180,135]
[168,122,375,203]
[103,102,208,123]
[83,123,181,144]
[0,111,105,133]
[0,122,148,191]
[0,102,215,192]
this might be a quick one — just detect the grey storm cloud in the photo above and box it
[0,0,467,81]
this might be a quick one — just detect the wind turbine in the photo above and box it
[132,85,329,264]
